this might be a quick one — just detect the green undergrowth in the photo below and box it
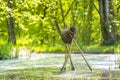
[16,37,119,53]
[31,44,120,54]
[0,67,60,80]
[80,44,115,54]
[71,43,120,54]
[0,38,120,60]
[31,45,65,53]
[0,67,120,80]
[0,40,20,60]
[0,43,13,60]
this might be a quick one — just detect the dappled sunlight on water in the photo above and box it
[0,53,120,79]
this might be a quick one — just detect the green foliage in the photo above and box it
[31,45,65,53]
[0,0,120,59]
[0,43,13,60]
[114,43,120,53]
[0,40,20,59]
[81,44,114,53]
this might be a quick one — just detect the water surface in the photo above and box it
[0,53,120,79]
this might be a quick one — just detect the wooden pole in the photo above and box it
[73,39,92,71]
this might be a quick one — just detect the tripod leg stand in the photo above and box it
[73,39,92,71]
[61,44,75,72]
[61,39,92,72]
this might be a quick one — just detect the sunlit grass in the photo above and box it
[5,37,119,54]
[9,44,120,54]
[0,67,60,80]
[68,44,116,54]
[0,68,120,80]
[31,45,65,53]
[114,43,120,53]
[30,44,117,54]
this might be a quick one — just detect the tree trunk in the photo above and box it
[7,0,16,45]
[59,0,66,29]
[109,0,120,43]
[98,0,115,45]
[86,0,93,45]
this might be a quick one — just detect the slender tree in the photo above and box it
[7,0,16,45]
[109,0,120,42]
[98,0,115,45]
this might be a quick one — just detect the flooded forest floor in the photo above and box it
[0,53,120,80]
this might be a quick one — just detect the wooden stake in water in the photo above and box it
[73,39,92,71]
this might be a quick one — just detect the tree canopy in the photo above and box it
[0,0,120,53]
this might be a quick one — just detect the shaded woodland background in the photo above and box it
[0,0,120,59]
